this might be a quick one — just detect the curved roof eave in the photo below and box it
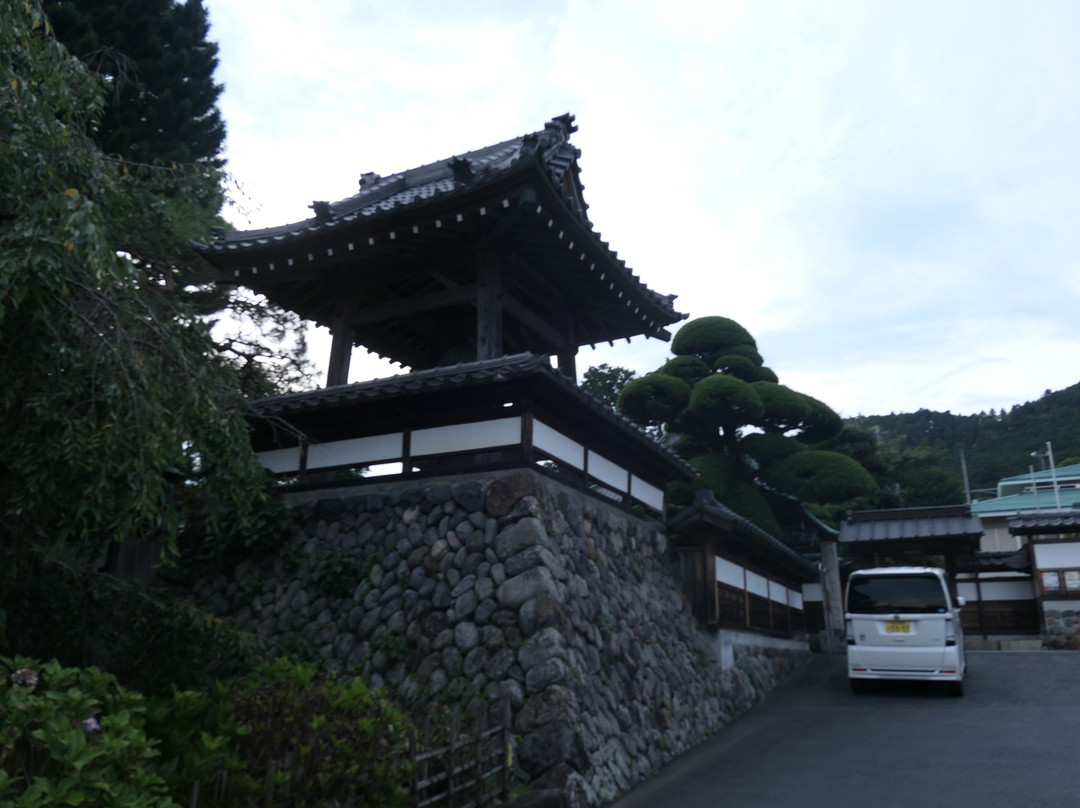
[194,115,686,332]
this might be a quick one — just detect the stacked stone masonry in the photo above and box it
[194,470,808,805]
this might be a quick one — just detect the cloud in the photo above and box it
[204,0,1080,416]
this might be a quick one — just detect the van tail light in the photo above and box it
[945,617,957,646]
[845,618,855,645]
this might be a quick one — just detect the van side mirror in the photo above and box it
[955,596,966,608]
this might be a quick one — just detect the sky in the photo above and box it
[203,0,1080,418]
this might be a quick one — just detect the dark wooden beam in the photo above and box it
[501,295,565,353]
[349,285,478,326]
[326,311,354,386]
[557,315,577,382]
[477,253,503,360]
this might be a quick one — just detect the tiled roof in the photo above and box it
[839,505,983,544]
[1007,510,1080,534]
[668,490,818,579]
[248,352,696,479]
[195,114,685,366]
[201,116,585,251]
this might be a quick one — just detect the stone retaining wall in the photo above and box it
[193,470,809,805]
[1043,606,1079,649]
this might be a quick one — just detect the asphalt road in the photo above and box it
[611,651,1080,808]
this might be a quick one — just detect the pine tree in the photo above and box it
[45,0,225,165]
[44,0,313,396]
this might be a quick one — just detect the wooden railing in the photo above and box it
[411,700,513,808]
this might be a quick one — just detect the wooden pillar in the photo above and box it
[743,567,751,629]
[326,312,354,387]
[974,561,987,640]
[706,552,718,624]
[557,316,577,382]
[820,537,844,652]
[477,253,503,360]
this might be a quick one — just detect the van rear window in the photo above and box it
[847,574,950,614]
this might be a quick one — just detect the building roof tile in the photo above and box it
[839,505,983,544]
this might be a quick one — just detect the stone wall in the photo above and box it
[193,470,808,805]
[1043,605,1079,649]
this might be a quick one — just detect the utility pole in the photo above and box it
[1048,441,1062,510]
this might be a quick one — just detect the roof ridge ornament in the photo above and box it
[448,156,474,186]
[520,132,540,155]
[309,200,333,222]
[359,172,381,189]
[545,113,578,139]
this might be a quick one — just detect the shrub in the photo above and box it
[144,684,250,806]
[0,554,267,697]
[312,546,364,598]
[230,658,414,808]
[0,657,179,808]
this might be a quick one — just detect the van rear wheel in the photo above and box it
[945,680,964,697]
[850,678,869,695]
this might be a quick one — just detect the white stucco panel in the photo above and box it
[587,451,628,492]
[533,420,585,469]
[802,582,823,603]
[715,556,744,589]
[957,580,1035,601]
[629,475,664,511]
[746,570,769,599]
[1033,542,1080,569]
[411,417,520,456]
[257,447,301,474]
[307,433,403,470]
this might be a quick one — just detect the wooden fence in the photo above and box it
[187,700,514,808]
[411,699,513,808]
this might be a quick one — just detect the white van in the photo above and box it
[845,566,966,696]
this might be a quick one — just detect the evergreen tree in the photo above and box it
[617,316,876,536]
[44,0,313,396]
[1,0,274,560]
[581,363,637,409]
[45,0,225,165]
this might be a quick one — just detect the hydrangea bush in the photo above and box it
[0,657,180,808]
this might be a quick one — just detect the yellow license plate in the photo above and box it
[886,621,911,633]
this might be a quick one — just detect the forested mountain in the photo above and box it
[848,382,1080,495]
